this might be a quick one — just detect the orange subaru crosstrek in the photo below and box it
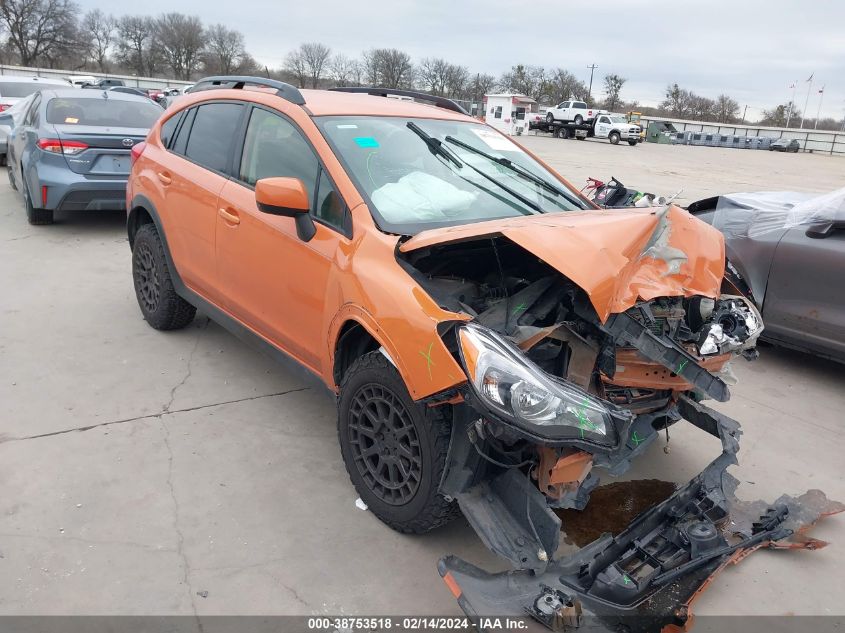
[126,77,837,628]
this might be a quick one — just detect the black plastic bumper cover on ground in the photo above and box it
[439,396,843,632]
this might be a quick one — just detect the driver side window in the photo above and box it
[239,107,347,233]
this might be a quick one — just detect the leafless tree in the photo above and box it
[497,65,545,101]
[283,49,307,87]
[82,9,115,72]
[371,48,413,89]
[0,0,80,67]
[602,74,626,112]
[714,94,740,123]
[418,57,451,95]
[545,68,587,104]
[467,72,496,104]
[328,53,359,87]
[155,13,205,80]
[204,24,246,75]
[115,15,158,76]
[298,42,330,88]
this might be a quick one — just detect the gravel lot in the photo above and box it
[1,141,843,621]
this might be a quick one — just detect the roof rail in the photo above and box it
[192,76,305,106]
[328,87,468,115]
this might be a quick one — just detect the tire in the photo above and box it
[24,184,53,225]
[545,112,554,123]
[609,132,621,145]
[132,223,196,330]
[337,351,460,534]
[574,115,584,125]
[575,136,586,141]
[559,127,570,140]
[628,139,638,146]
[7,166,16,191]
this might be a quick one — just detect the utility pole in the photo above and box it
[586,64,598,104]
[800,73,813,128]
[742,105,747,123]
[814,85,825,129]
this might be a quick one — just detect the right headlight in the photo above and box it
[457,322,618,445]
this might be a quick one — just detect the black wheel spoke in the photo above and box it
[347,382,422,506]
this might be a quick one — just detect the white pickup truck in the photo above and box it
[593,113,642,145]
[545,100,603,125]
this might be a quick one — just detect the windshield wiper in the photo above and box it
[407,121,541,213]
[406,122,463,168]
[444,135,582,206]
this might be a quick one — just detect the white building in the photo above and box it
[483,93,536,136]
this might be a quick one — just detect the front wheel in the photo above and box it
[546,112,554,123]
[337,352,460,534]
[609,132,621,145]
[628,139,638,146]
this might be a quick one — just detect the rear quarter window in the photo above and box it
[46,97,162,127]
[159,113,182,148]
[183,102,243,173]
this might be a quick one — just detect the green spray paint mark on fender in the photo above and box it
[419,342,436,380]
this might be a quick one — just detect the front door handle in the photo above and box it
[218,208,240,225]
[157,172,172,185]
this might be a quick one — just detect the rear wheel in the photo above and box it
[132,223,196,330]
[609,132,621,145]
[337,352,459,534]
[574,114,584,125]
[558,127,570,140]
[24,185,53,225]
[7,166,16,191]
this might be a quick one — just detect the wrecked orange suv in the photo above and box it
[127,77,838,630]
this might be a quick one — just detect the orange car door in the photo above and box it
[158,102,245,302]
[215,106,352,373]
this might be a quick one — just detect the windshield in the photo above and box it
[46,97,162,128]
[316,116,588,234]
[609,115,627,124]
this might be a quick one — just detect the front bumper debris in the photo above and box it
[439,396,842,632]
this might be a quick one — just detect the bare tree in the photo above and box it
[714,94,740,123]
[418,57,451,95]
[0,0,79,66]
[546,68,587,104]
[203,24,246,75]
[602,74,626,111]
[498,65,545,101]
[297,42,330,88]
[327,53,359,87]
[283,49,307,87]
[371,48,413,89]
[155,13,205,80]
[116,15,158,76]
[661,83,691,117]
[82,9,115,72]
[467,72,496,104]
[444,64,469,99]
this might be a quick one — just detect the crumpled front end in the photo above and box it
[397,205,839,630]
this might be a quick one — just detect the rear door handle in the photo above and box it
[218,208,240,225]
[157,172,172,185]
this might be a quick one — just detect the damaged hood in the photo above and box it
[400,206,725,322]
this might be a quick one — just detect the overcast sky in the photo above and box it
[77,0,845,121]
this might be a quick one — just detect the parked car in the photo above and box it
[4,88,162,224]
[0,93,36,166]
[82,78,126,89]
[65,75,98,88]
[108,86,155,100]
[545,100,603,124]
[125,76,828,627]
[0,77,71,164]
[689,190,845,363]
[770,138,800,153]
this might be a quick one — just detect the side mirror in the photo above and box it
[255,177,315,242]
[0,113,14,128]
[805,221,843,239]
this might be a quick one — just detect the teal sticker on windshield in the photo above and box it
[354,136,379,148]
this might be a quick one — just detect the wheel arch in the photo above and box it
[127,194,185,292]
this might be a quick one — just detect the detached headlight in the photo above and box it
[458,323,617,445]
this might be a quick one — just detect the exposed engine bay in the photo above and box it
[397,229,840,632]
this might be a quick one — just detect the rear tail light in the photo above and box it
[0,104,11,112]
[130,141,147,166]
[37,138,89,155]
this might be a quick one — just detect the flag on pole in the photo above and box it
[806,73,814,82]
[818,86,825,94]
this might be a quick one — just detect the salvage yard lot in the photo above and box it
[1,141,844,620]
